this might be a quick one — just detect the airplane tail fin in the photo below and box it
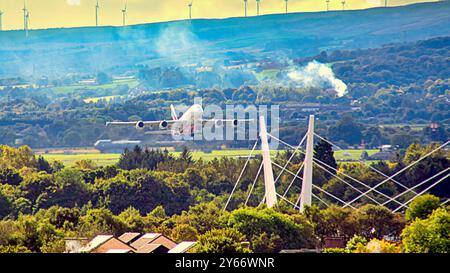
[170,104,178,120]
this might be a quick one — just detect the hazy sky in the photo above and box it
[0,0,439,30]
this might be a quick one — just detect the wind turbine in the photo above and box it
[25,10,30,37]
[122,0,127,26]
[341,0,345,10]
[23,1,28,31]
[95,0,100,27]
[326,0,330,11]
[256,0,261,16]
[244,0,248,17]
[0,10,3,31]
[384,0,388,7]
[188,1,193,20]
[285,0,288,14]
[22,1,30,36]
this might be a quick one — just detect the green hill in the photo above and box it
[0,1,449,77]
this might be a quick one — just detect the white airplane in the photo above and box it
[106,104,254,137]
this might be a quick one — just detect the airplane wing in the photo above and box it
[106,120,178,130]
[201,119,255,127]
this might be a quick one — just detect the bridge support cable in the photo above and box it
[245,162,264,206]
[443,199,450,206]
[345,140,450,208]
[312,192,330,207]
[381,167,450,207]
[282,162,304,198]
[310,156,406,207]
[312,161,384,206]
[273,134,307,184]
[223,139,259,211]
[271,161,356,209]
[393,172,450,213]
[269,133,402,207]
[314,133,419,195]
[276,193,301,210]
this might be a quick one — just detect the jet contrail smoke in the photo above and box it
[287,61,347,97]
[155,23,204,66]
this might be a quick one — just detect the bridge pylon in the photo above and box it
[259,115,278,208]
[300,115,315,212]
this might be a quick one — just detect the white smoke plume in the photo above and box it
[155,23,205,66]
[286,61,347,97]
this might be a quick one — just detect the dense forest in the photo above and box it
[0,142,448,253]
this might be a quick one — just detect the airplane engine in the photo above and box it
[215,119,224,127]
[159,120,169,129]
[136,121,145,130]
[232,119,239,127]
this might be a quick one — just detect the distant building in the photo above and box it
[75,233,194,254]
[168,241,197,253]
[118,232,142,245]
[130,233,177,251]
[79,235,135,253]
[94,139,142,153]
[135,244,170,254]
[64,237,89,253]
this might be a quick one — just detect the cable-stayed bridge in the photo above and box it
[224,115,450,213]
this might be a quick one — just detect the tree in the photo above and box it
[73,160,98,171]
[37,168,91,209]
[314,139,337,177]
[170,224,199,243]
[0,191,12,218]
[0,145,37,170]
[117,207,146,232]
[405,194,442,222]
[96,72,112,85]
[0,168,23,186]
[354,204,404,239]
[0,245,31,253]
[327,115,363,146]
[194,228,251,253]
[353,238,402,253]
[226,208,317,252]
[402,208,450,253]
[20,172,54,204]
[78,208,126,237]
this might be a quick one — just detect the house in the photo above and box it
[105,249,134,253]
[168,241,197,253]
[323,236,347,249]
[130,233,177,250]
[80,235,135,253]
[136,244,170,254]
[118,232,142,245]
[64,237,89,253]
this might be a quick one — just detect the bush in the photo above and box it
[322,248,349,253]
[194,228,251,253]
[405,194,441,222]
[402,208,450,253]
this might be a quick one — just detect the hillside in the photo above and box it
[0,1,450,77]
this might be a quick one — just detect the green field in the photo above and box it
[333,149,378,161]
[51,78,140,95]
[41,149,379,167]
[42,153,122,166]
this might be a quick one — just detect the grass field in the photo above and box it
[41,149,379,167]
[51,78,140,94]
[41,153,121,166]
